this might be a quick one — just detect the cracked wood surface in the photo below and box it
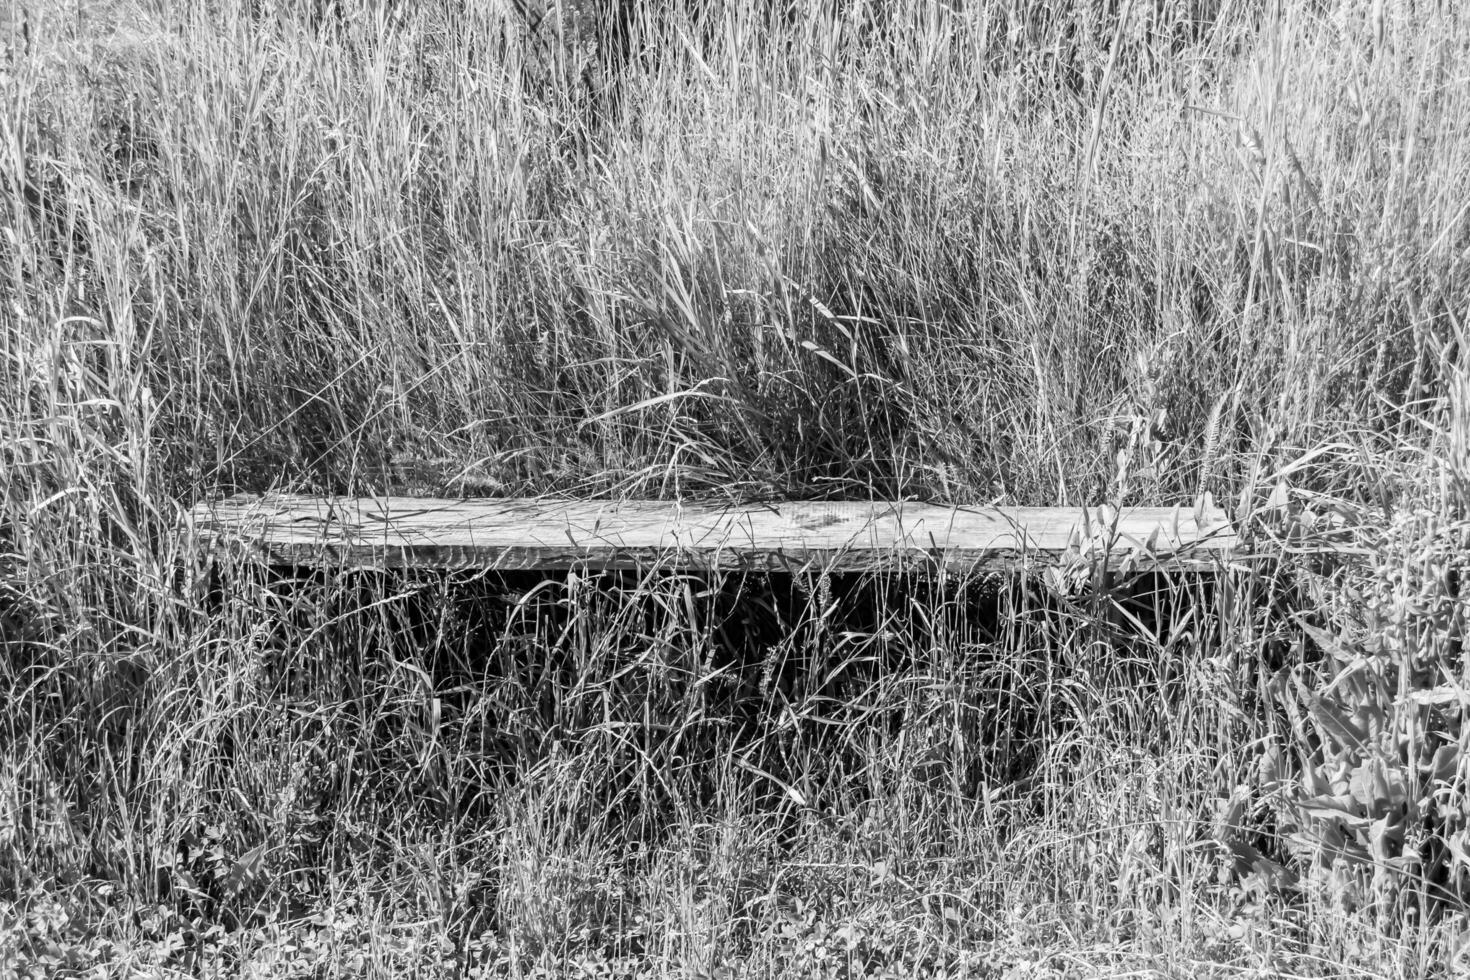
[191,494,1237,572]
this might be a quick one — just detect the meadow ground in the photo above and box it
[2,0,1469,975]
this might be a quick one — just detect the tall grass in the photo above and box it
[2,0,1469,975]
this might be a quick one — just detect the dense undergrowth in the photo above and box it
[2,0,1469,975]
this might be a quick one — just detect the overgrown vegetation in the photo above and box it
[2,0,1468,975]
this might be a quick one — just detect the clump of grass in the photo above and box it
[1237,381,1470,924]
[3,0,1470,975]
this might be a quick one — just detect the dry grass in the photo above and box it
[2,0,1469,976]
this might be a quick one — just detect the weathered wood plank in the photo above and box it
[190,494,1237,572]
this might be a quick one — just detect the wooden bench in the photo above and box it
[190,494,1236,574]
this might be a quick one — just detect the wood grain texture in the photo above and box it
[191,494,1237,572]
